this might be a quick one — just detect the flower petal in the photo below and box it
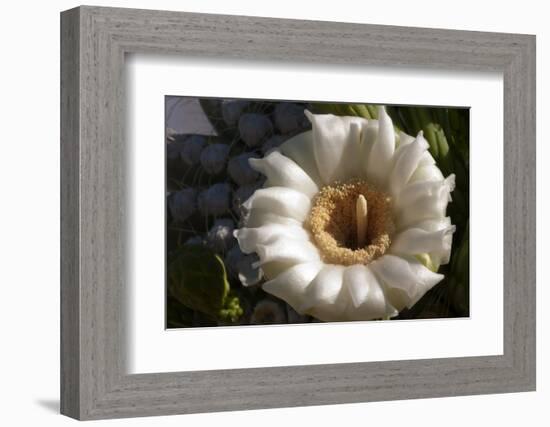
[409,164,445,183]
[396,131,415,149]
[234,224,310,254]
[389,225,456,257]
[244,209,301,228]
[405,217,455,265]
[243,187,311,222]
[389,132,430,197]
[300,265,346,320]
[370,254,444,310]
[343,265,398,320]
[360,120,377,178]
[304,111,367,184]
[396,176,455,211]
[395,175,455,229]
[365,107,396,188]
[279,130,323,186]
[249,151,319,198]
[262,261,324,310]
[419,151,436,166]
[253,236,321,268]
[409,216,452,232]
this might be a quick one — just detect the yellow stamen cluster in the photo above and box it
[306,180,394,266]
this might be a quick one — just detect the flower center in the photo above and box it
[306,180,394,266]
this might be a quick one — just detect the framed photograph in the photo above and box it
[164,97,470,328]
[61,6,536,420]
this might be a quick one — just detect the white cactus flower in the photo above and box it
[206,218,236,252]
[238,113,273,147]
[198,183,232,216]
[200,143,230,175]
[234,107,455,322]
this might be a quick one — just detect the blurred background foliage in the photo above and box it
[166,98,469,328]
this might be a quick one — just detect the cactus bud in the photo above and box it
[198,183,232,216]
[238,113,273,147]
[180,135,207,166]
[168,188,197,222]
[261,134,286,154]
[273,103,309,134]
[200,143,230,175]
[250,299,287,324]
[227,152,260,186]
[221,100,249,126]
[207,218,236,252]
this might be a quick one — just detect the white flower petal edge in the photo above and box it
[412,217,454,265]
[234,224,310,254]
[243,186,311,223]
[252,236,321,270]
[390,226,456,257]
[395,176,455,229]
[249,151,319,198]
[300,265,346,316]
[370,255,444,311]
[343,265,398,320]
[243,209,302,229]
[278,131,323,186]
[389,132,430,197]
[365,107,396,187]
[262,261,324,309]
[304,111,368,183]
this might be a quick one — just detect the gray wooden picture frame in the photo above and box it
[60,5,536,421]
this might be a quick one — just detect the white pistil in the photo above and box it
[356,194,368,248]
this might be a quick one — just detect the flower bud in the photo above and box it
[198,183,232,216]
[250,299,287,325]
[238,113,273,147]
[180,135,206,166]
[261,134,286,154]
[168,188,197,222]
[200,143,230,175]
[184,235,205,247]
[227,152,260,186]
[221,100,249,126]
[207,218,236,252]
[273,103,309,134]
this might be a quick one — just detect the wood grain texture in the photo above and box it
[60,5,536,420]
[60,7,81,419]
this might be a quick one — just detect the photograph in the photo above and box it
[165,97,470,328]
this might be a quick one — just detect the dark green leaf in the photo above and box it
[168,245,243,322]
